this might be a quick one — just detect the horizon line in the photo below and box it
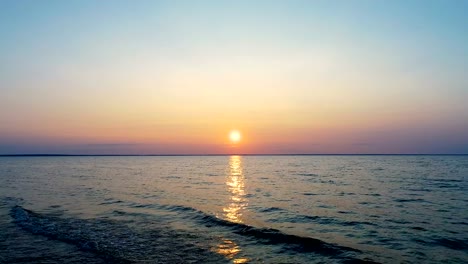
[1,153,467,157]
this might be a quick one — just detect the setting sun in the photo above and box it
[229,130,241,143]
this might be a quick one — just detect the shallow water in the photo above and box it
[0,155,467,263]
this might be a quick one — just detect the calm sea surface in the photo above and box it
[0,155,467,263]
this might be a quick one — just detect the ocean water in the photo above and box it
[0,155,467,263]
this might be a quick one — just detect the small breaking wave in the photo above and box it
[432,238,468,251]
[144,203,379,263]
[9,201,379,263]
[296,173,319,177]
[197,212,361,255]
[84,200,378,263]
[10,206,225,263]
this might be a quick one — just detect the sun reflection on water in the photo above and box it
[215,238,249,263]
[223,155,247,223]
[216,156,249,263]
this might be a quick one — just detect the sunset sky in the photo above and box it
[1,0,467,154]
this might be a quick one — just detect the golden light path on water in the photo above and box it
[215,156,249,263]
[224,155,247,223]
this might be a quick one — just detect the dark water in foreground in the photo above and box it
[0,155,467,263]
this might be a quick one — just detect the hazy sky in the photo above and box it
[1,0,467,154]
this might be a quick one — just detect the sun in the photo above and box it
[229,130,241,143]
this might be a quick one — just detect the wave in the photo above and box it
[137,204,379,263]
[296,173,319,177]
[257,207,377,228]
[432,238,468,251]
[10,206,225,263]
[10,203,379,263]
[196,213,360,255]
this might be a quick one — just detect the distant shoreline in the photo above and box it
[1,154,467,157]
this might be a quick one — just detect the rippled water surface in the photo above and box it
[0,155,467,263]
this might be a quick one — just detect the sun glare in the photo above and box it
[229,130,241,143]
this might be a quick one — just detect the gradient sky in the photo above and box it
[1,0,467,154]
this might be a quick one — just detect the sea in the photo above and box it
[0,155,467,263]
